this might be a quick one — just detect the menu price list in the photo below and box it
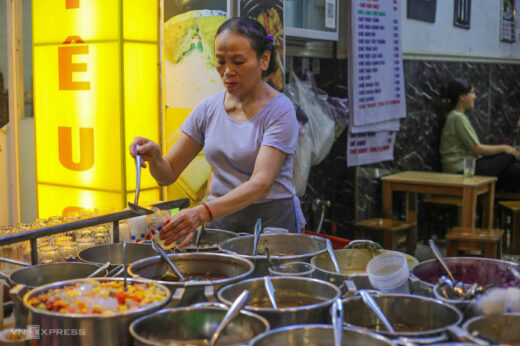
[350,0,406,126]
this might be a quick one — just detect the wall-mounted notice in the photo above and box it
[347,131,396,167]
[349,0,406,127]
[501,0,516,43]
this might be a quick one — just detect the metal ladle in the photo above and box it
[264,276,278,309]
[128,144,154,215]
[429,239,456,283]
[208,290,250,346]
[87,262,111,278]
[151,239,186,282]
[326,239,341,274]
[359,290,395,333]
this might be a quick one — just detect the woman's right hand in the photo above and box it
[503,145,519,158]
[129,137,161,168]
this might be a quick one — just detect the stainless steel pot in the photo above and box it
[463,313,520,345]
[23,277,171,346]
[249,324,394,346]
[411,257,520,295]
[218,233,327,276]
[342,294,462,344]
[130,303,269,345]
[77,243,157,270]
[175,228,238,252]
[128,252,254,307]
[311,248,418,286]
[1,262,108,328]
[217,276,340,328]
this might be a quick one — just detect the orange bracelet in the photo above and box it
[201,203,213,222]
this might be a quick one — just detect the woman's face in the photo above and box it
[214,31,269,98]
[460,87,476,110]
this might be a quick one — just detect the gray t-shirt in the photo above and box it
[181,90,299,204]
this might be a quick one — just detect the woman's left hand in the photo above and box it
[160,208,202,247]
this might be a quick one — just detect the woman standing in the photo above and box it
[130,18,304,246]
[440,78,520,192]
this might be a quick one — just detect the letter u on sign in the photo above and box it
[58,127,94,171]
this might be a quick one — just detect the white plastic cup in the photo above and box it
[463,156,476,178]
[268,262,315,277]
[367,251,410,294]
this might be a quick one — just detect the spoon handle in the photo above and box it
[252,219,262,256]
[123,242,128,291]
[264,276,278,309]
[359,290,395,333]
[209,290,250,346]
[195,224,204,251]
[152,240,186,282]
[327,239,341,274]
[429,239,456,283]
[134,144,142,205]
[331,298,343,346]
[88,262,111,278]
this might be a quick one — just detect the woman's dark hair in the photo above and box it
[216,17,277,77]
[441,78,473,108]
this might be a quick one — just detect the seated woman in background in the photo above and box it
[439,78,520,192]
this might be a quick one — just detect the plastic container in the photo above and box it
[268,262,316,277]
[367,251,410,294]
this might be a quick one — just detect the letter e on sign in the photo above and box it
[59,36,90,90]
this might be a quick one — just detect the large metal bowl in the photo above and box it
[342,294,462,343]
[249,324,394,346]
[3,262,108,328]
[130,304,269,345]
[218,233,327,276]
[311,248,418,286]
[217,276,340,328]
[128,252,254,307]
[23,277,171,346]
[77,242,157,269]
[463,313,520,345]
[411,257,520,295]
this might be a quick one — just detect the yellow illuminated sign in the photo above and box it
[33,0,159,218]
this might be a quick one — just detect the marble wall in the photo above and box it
[294,58,520,238]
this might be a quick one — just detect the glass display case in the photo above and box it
[285,0,338,40]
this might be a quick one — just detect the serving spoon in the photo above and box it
[359,290,395,333]
[128,144,154,215]
[208,290,250,346]
[264,276,278,309]
[151,239,186,282]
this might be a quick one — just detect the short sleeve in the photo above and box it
[453,115,480,149]
[180,100,208,146]
[261,106,299,155]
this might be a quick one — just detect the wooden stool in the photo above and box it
[423,196,462,241]
[354,218,417,254]
[498,201,520,254]
[446,227,504,258]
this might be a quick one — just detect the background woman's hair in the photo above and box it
[216,17,277,77]
[441,78,473,108]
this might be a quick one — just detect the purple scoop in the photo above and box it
[413,257,520,288]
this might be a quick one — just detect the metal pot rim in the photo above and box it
[129,305,270,345]
[77,242,155,265]
[8,262,105,287]
[411,257,520,288]
[217,276,340,313]
[175,228,237,251]
[127,252,255,287]
[23,277,171,319]
[462,312,520,331]
[218,233,327,260]
[249,323,393,345]
[342,293,463,337]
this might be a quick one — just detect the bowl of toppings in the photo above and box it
[128,252,254,307]
[23,278,171,345]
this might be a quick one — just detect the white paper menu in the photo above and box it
[348,0,406,127]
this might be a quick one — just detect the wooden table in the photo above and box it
[382,172,497,234]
